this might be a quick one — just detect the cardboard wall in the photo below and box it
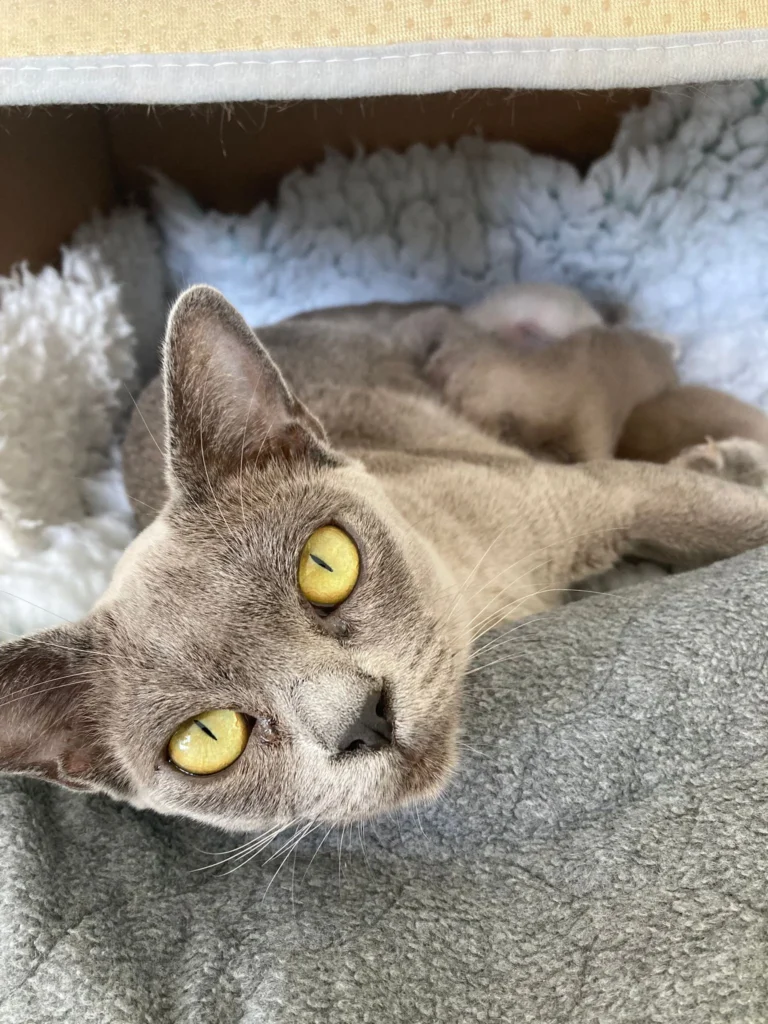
[0,89,649,275]
[0,107,115,276]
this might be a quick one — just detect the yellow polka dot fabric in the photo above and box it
[1,0,766,58]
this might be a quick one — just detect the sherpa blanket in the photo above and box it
[2,79,768,1022]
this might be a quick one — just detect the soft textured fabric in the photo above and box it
[2,0,765,57]
[0,210,165,637]
[1,549,767,1022]
[158,79,768,409]
[3,32,768,104]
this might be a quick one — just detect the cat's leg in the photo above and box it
[567,437,768,599]
[547,455,768,587]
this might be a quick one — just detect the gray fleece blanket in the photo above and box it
[2,549,767,1023]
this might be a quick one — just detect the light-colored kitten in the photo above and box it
[1,285,768,836]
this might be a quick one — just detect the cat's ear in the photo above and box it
[0,625,121,793]
[163,285,338,496]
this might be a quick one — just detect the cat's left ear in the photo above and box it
[0,625,123,793]
[163,285,340,497]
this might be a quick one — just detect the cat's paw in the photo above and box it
[672,436,768,490]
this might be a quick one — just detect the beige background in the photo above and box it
[2,0,767,57]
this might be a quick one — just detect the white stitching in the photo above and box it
[0,37,767,72]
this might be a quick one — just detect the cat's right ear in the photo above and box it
[163,285,340,498]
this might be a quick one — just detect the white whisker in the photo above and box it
[301,825,335,885]
[123,382,164,457]
[260,821,317,900]
[0,591,72,624]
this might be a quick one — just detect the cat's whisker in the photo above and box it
[337,824,346,893]
[123,493,161,514]
[414,805,428,841]
[470,620,543,661]
[229,820,315,888]
[192,833,257,858]
[123,383,164,458]
[469,584,627,658]
[429,515,531,632]
[431,524,549,628]
[194,819,289,858]
[458,741,492,761]
[462,522,630,611]
[0,665,104,703]
[193,818,300,871]
[465,558,554,637]
[464,651,530,677]
[221,822,298,859]
[0,591,73,623]
[261,819,317,867]
[252,416,276,472]
[291,842,300,916]
[357,821,373,874]
[0,673,102,713]
[260,822,317,901]
[469,606,551,650]
[469,583,563,641]
[471,585,626,645]
[440,521,520,629]
[217,824,300,877]
[0,628,131,666]
[470,589,568,642]
[433,521,630,643]
[301,824,335,885]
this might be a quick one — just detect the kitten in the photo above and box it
[422,283,768,466]
[1,286,768,836]
[419,311,678,462]
[617,385,768,464]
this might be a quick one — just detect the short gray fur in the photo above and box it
[1,549,766,1023]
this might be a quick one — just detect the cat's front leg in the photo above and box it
[545,448,768,586]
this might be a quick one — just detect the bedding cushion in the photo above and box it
[1,550,766,1022]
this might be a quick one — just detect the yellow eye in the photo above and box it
[298,525,360,607]
[167,709,250,776]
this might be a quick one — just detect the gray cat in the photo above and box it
[0,285,767,835]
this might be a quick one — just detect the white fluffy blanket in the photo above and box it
[3,80,768,635]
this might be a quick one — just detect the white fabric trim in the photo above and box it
[0,30,767,104]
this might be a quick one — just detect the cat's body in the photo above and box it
[2,286,768,836]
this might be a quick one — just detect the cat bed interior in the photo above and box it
[2,79,768,637]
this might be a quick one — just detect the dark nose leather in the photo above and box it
[338,689,393,753]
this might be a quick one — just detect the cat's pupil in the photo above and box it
[310,553,334,572]
[194,719,218,741]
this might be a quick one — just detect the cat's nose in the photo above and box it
[338,689,393,754]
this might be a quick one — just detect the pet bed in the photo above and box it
[2,80,768,1022]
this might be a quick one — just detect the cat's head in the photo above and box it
[0,287,468,831]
